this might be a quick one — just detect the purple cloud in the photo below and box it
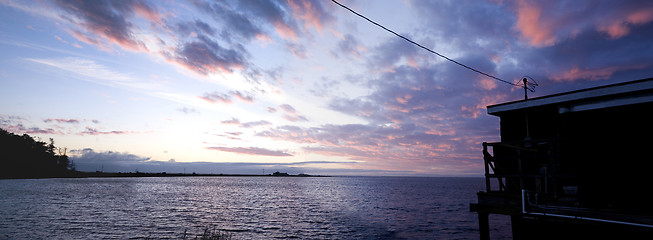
[241,120,271,128]
[335,34,366,58]
[236,0,300,41]
[257,122,482,175]
[200,91,255,104]
[206,146,293,157]
[412,0,653,84]
[231,91,255,103]
[278,104,308,122]
[200,91,233,104]
[52,0,153,51]
[177,107,199,114]
[305,0,653,172]
[221,118,270,128]
[166,35,247,75]
[71,148,150,163]
[194,1,265,41]
[80,127,134,136]
[175,20,217,38]
[44,118,80,124]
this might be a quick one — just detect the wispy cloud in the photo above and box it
[278,104,308,122]
[177,107,199,114]
[44,118,80,124]
[200,91,233,104]
[200,90,255,104]
[24,57,161,91]
[206,146,293,157]
[80,127,135,136]
[221,118,271,128]
[1,124,60,135]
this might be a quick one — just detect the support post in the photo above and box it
[523,78,528,100]
[517,148,524,190]
[478,211,490,240]
[483,142,491,191]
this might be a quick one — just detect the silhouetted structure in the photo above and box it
[471,78,653,239]
[0,128,74,178]
[272,171,289,176]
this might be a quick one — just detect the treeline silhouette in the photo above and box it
[0,128,76,179]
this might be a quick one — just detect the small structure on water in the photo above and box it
[470,78,653,239]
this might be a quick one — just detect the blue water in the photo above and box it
[0,177,511,239]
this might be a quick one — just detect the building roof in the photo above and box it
[487,78,653,116]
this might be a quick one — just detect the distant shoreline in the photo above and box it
[1,171,330,179]
[80,171,330,178]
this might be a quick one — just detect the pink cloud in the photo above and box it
[461,94,508,119]
[273,21,298,41]
[598,7,653,39]
[69,30,106,50]
[132,1,165,27]
[513,0,557,47]
[551,63,650,82]
[287,0,334,34]
[512,1,653,47]
[258,124,464,166]
[476,77,498,90]
[395,94,412,104]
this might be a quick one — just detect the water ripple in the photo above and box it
[0,177,511,239]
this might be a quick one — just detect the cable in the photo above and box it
[331,0,519,88]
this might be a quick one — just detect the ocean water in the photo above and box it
[0,177,511,239]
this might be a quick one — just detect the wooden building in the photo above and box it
[471,78,653,239]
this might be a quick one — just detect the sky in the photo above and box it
[1,0,653,176]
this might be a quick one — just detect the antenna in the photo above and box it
[519,76,538,100]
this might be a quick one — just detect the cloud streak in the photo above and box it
[200,90,255,104]
[206,146,293,157]
[44,118,80,124]
[278,104,308,122]
[220,118,271,128]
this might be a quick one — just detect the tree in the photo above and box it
[0,128,75,178]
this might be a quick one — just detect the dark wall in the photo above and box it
[494,102,653,213]
[498,107,561,143]
[559,102,653,213]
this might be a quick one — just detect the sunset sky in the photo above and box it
[1,0,652,176]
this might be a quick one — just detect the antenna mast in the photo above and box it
[520,76,538,100]
[523,78,528,100]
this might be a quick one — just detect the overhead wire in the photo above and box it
[331,0,520,88]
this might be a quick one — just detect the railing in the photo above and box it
[482,139,565,195]
[521,189,653,228]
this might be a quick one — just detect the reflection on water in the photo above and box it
[0,177,511,239]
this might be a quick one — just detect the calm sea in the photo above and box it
[0,177,511,239]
